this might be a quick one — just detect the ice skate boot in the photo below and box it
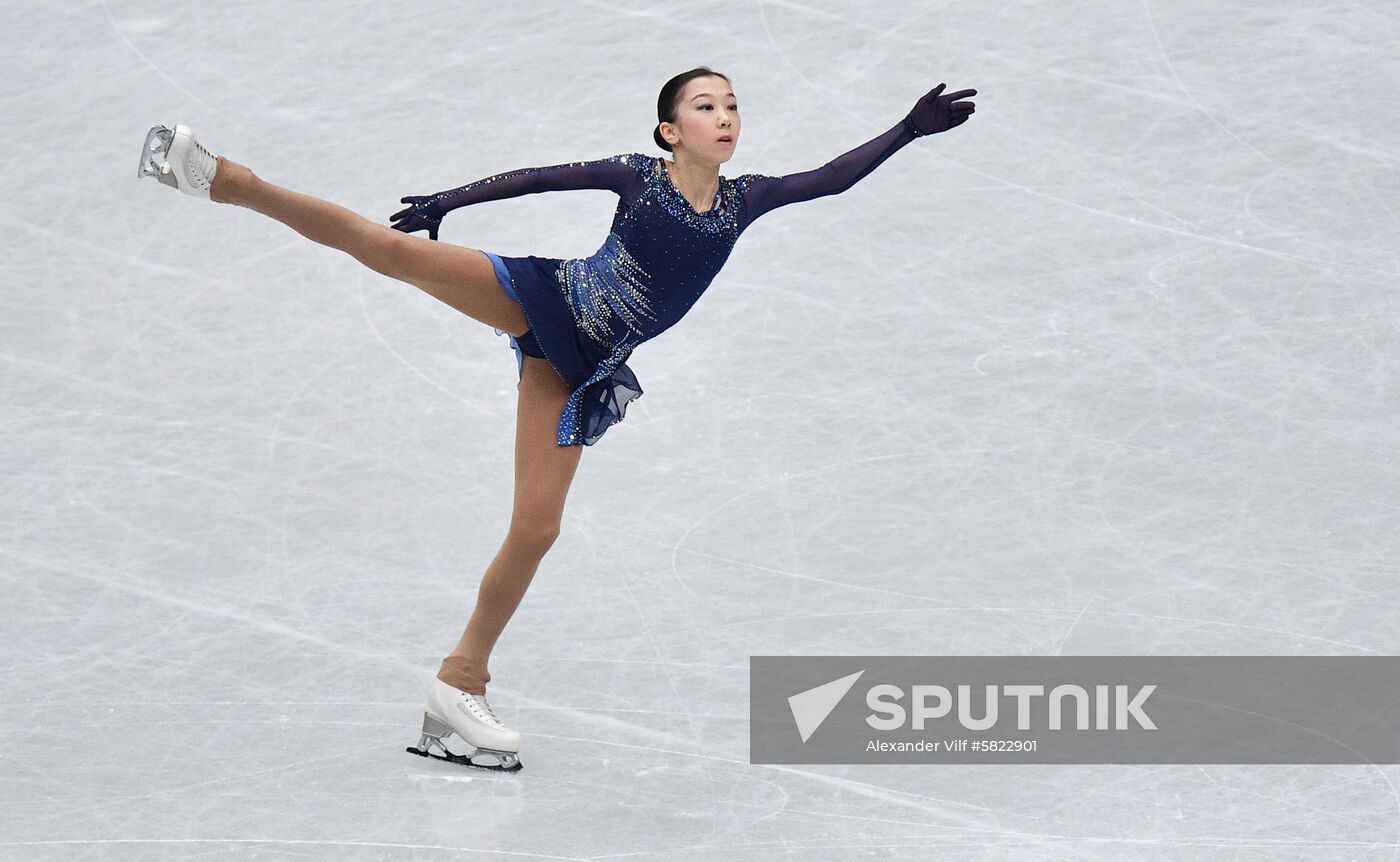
[406,678,523,772]
[136,124,220,199]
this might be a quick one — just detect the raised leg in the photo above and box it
[212,157,528,336]
[438,355,583,695]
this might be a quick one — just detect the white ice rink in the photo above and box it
[4,0,1399,858]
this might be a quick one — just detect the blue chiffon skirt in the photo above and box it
[485,251,643,447]
[485,251,546,378]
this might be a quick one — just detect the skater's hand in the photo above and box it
[390,195,446,240]
[905,83,977,136]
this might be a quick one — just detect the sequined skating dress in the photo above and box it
[426,117,924,446]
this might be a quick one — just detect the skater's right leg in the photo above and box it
[415,356,576,769]
[438,355,582,695]
[211,157,529,337]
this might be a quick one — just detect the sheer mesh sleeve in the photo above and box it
[738,118,920,230]
[429,153,647,214]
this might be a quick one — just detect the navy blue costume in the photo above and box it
[426,117,925,446]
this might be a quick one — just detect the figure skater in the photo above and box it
[137,67,977,771]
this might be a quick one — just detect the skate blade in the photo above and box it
[137,125,177,187]
[406,744,523,773]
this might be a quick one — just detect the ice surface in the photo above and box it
[3,0,1399,859]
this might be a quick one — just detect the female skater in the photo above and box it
[137,67,976,771]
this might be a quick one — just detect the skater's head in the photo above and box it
[654,67,739,164]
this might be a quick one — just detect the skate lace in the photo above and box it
[189,139,217,184]
[467,693,502,727]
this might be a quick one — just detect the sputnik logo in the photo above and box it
[788,669,866,743]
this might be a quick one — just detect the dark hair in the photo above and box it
[653,66,731,152]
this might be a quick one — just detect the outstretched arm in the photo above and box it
[739,119,919,227]
[739,83,977,229]
[391,153,644,239]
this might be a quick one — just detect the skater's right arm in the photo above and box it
[390,154,646,240]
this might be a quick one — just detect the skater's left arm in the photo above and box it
[737,84,977,230]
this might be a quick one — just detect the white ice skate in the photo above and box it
[136,124,220,199]
[406,678,523,772]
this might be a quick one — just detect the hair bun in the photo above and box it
[652,123,671,152]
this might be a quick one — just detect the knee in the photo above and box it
[374,225,411,277]
[508,519,561,556]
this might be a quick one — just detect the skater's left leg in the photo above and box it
[438,356,582,694]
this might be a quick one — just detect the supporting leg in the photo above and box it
[438,356,582,695]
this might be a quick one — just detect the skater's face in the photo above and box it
[664,76,740,163]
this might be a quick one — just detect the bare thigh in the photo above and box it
[511,356,583,542]
[388,233,529,337]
